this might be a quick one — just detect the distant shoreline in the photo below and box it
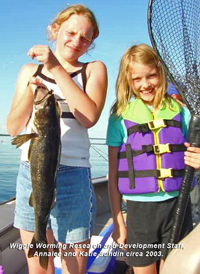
[0,134,10,137]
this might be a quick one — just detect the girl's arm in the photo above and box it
[28,46,108,128]
[108,146,127,247]
[50,61,107,128]
[181,108,200,170]
[6,64,40,136]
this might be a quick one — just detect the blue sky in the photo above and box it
[0,0,151,137]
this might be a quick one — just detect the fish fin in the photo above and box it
[28,235,49,270]
[29,192,33,207]
[39,255,49,270]
[11,133,38,148]
[27,235,37,258]
[28,144,32,162]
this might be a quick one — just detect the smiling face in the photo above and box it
[131,62,160,105]
[54,14,94,64]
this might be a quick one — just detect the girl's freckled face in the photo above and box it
[131,63,160,105]
[55,14,94,62]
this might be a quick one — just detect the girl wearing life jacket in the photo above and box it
[106,44,200,274]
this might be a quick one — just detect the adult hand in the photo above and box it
[184,142,200,170]
[27,45,60,71]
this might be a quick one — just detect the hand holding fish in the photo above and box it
[184,142,200,170]
[28,45,60,71]
[28,76,49,96]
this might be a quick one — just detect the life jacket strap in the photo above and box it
[118,168,184,179]
[127,119,182,136]
[118,148,144,159]
[142,144,186,154]
[118,143,186,159]
[148,119,167,130]
[125,144,135,189]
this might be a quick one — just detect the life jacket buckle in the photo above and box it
[148,119,167,130]
[153,144,171,154]
[158,168,173,179]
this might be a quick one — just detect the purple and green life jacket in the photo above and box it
[118,98,186,194]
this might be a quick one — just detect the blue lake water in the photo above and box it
[0,135,108,203]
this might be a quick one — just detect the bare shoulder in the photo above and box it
[85,61,107,86]
[13,63,39,105]
[18,63,39,80]
[87,60,107,72]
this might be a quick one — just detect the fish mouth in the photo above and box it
[34,87,53,106]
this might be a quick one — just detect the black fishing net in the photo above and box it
[148,0,200,255]
[148,0,200,115]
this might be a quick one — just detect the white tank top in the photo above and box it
[20,64,91,167]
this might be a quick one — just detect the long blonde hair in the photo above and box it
[111,44,170,115]
[47,4,99,45]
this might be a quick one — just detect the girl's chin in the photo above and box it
[140,93,154,103]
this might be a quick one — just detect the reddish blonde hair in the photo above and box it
[47,4,99,43]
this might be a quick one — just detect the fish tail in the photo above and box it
[39,255,49,271]
[28,235,49,270]
[11,133,38,148]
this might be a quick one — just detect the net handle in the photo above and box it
[166,114,200,255]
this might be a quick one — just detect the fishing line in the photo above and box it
[90,145,108,162]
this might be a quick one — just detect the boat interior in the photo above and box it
[1,176,200,274]
[0,176,128,274]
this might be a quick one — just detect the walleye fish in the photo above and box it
[12,86,61,270]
